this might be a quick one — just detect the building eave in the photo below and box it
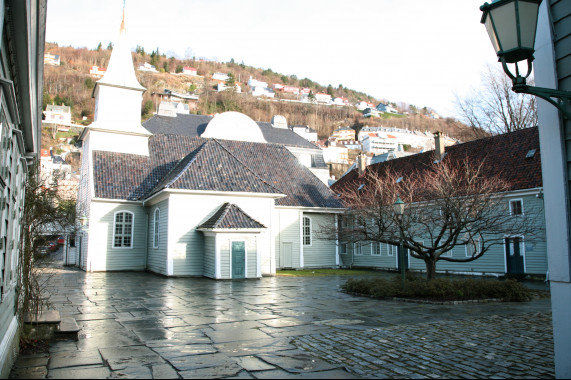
[145,188,286,202]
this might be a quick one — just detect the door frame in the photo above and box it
[230,239,247,279]
[280,241,293,268]
[503,234,527,274]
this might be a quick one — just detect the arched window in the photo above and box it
[153,208,160,248]
[303,216,311,246]
[113,211,134,248]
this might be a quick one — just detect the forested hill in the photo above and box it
[43,42,474,141]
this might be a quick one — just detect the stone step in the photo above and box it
[24,311,80,341]
[56,317,80,334]
[24,310,61,324]
[55,317,80,341]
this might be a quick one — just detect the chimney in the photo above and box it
[434,131,445,159]
[357,153,367,175]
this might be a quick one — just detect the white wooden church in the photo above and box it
[76,9,343,279]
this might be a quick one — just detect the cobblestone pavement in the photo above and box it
[294,312,554,379]
[10,254,554,379]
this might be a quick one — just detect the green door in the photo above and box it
[505,237,525,274]
[232,241,246,279]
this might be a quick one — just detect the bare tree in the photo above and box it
[18,164,76,338]
[328,158,537,280]
[455,66,537,138]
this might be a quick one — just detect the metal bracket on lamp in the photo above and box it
[501,56,571,119]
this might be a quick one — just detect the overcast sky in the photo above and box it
[45,0,499,118]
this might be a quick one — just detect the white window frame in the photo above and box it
[302,216,312,246]
[387,243,397,256]
[371,242,381,256]
[509,198,524,216]
[153,208,160,248]
[113,211,134,249]
[354,243,363,256]
[465,239,481,258]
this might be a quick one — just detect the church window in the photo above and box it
[113,211,134,248]
[153,208,160,248]
[303,217,311,246]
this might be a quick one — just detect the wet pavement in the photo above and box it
[10,253,554,379]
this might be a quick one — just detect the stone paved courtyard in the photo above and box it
[10,256,554,379]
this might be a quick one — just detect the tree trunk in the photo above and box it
[425,258,437,281]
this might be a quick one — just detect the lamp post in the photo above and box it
[393,196,406,290]
[480,0,571,119]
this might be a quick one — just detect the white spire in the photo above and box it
[88,4,151,156]
[97,7,145,91]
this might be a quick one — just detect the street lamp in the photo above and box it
[480,0,571,119]
[79,213,88,231]
[393,196,406,290]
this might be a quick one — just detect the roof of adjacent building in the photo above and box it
[143,114,320,150]
[333,127,542,193]
[197,202,267,230]
[93,135,343,208]
[46,104,71,113]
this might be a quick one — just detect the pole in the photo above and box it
[400,229,405,290]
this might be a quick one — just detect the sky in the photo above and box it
[45,0,500,118]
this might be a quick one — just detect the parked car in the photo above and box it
[47,241,57,252]
[57,236,65,245]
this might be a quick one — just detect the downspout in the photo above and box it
[144,206,149,271]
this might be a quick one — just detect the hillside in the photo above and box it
[43,42,474,141]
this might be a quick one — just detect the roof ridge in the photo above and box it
[210,138,284,194]
[213,202,232,226]
[144,142,207,198]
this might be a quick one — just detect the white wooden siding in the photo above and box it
[276,208,301,268]
[247,236,257,276]
[203,235,216,278]
[86,202,147,271]
[302,213,337,267]
[219,238,231,279]
[167,193,273,277]
[147,200,169,275]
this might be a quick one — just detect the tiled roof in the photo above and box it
[333,127,542,194]
[143,114,320,150]
[93,135,343,209]
[147,139,281,197]
[197,203,266,230]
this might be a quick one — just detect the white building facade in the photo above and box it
[76,10,343,280]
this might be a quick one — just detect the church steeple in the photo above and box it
[96,7,145,92]
[89,4,151,155]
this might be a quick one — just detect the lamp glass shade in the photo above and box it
[481,0,541,63]
[393,197,405,216]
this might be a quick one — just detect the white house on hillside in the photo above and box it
[182,66,198,76]
[138,62,158,72]
[44,104,72,125]
[212,72,229,81]
[315,93,332,104]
